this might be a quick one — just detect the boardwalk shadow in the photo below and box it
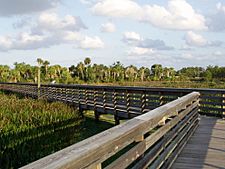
[172,116,225,169]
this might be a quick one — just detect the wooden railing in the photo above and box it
[19,92,200,169]
[0,82,224,119]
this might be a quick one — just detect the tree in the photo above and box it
[77,62,85,80]
[43,60,50,77]
[84,57,91,66]
[37,58,43,89]
[151,64,163,80]
[202,70,212,81]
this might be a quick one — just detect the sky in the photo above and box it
[0,0,225,69]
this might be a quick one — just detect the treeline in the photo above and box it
[0,57,224,84]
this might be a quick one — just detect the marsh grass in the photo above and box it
[0,93,114,169]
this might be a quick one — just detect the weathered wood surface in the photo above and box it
[20,92,200,169]
[172,116,225,169]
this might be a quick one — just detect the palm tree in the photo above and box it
[125,65,138,82]
[84,57,91,66]
[0,65,10,82]
[37,58,43,89]
[151,64,163,80]
[138,67,146,82]
[43,60,50,77]
[77,62,85,80]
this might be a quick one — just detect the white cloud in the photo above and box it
[143,0,207,30]
[0,12,104,51]
[36,13,87,32]
[185,31,207,47]
[79,36,104,49]
[123,31,142,44]
[100,22,116,33]
[127,47,154,56]
[91,0,207,30]
[0,36,13,50]
[217,2,225,13]
[123,31,174,51]
[0,0,61,16]
[92,0,142,19]
[0,32,48,51]
[62,31,83,41]
[184,31,222,47]
[207,2,225,31]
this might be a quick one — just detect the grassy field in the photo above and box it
[0,92,114,169]
[94,81,225,89]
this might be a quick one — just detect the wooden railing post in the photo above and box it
[126,90,131,118]
[159,91,164,106]
[93,90,100,121]
[85,88,88,106]
[141,91,146,114]
[113,90,120,125]
[103,89,106,112]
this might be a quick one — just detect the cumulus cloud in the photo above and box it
[123,31,142,44]
[123,31,173,52]
[33,13,87,33]
[0,32,49,51]
[91,0,207,30]
[127,47,154,56]
[79,36,104,49]
[139,39,174,50]
[0,12,104,51]
[100,22,116,33]
[184,31,222,47]
[0,0,61,16]
[207,2,225,31]
[92,0,142,19]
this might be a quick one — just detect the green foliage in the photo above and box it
[0,58,225,85]
[0,93,82,168]
[0,92,115,169]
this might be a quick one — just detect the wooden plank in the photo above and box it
[172,116,225,169]
[105,141,146,169]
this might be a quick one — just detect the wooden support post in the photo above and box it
[94,111,100,122]
[79,104,84,118]
[114,115,120,125]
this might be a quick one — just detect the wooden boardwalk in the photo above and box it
[172,116,225,169]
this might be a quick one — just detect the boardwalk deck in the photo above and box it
[172,116,225,169]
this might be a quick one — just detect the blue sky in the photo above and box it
[0,0,225,69]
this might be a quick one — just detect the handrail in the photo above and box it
[1,82,225,93]
[20,92,200,169]
[0,82,224,118]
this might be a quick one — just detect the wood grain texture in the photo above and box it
[172,116,225,169]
